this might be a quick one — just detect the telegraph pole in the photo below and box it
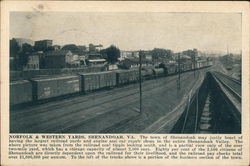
[177,53,181,90]
[193,50,197,78]
[193,60,196,78]
[139,50,142,114]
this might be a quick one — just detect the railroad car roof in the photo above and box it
[153,68,164,71]
[31,75,79,81]
[78,71,114,76]
[115,69,139,73]
[10,80,31,85]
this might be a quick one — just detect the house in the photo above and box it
[87,59,107,66]
[120,51,133,60]
[120,51,140,60]
[43,50,80,69]
[88,43,103,53]
[107,64,118,70]
[23,53,41,70]
[86,53,106,66]
[119,58,152,69]
[141,51,153,61]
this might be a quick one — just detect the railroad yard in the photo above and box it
[10,68,205,133]
[10,60,242,134]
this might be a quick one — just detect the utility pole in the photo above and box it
[193,58,196,78]
[227,44,229,55]
[193,50,197,78]
[227,44,229,65]
[177,53,181,90]
[139,50,142,114]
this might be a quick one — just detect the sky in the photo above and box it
[10,12,241,54]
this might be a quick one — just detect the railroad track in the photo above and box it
[63,72,196,133]
[212,71,241,102]
[180,92,215,134]
[102,71,202,133]
[11,71,195,133]
[180,89,199,133]
[11,73,181,120]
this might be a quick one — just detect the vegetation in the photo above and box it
[182,49,198,62]
[100,45,120,64]
[151,48,174,61]
[18,43,34,70]
[61,44,79,51]
[10,40,35,70]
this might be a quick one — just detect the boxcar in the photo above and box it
[141,68,154,79]
[99,71,116,88]
[10,80,33,105]
[31,75,81,100]
[164,64,177,75]
[152,68,165,77]
[183,63,192,72]
[197,62,201,69]
[192,63,195,70]
[208,60,213,66]
[79,71,116,92]
[116,69,139,85]
[79,73,99,92]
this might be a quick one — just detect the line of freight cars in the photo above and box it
[10,60,213,106]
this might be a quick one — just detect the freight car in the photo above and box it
[79,71,116,92]
[10,60,213,106]
[152,68,165,77]
[159,63,177,75]
[10,80,33,105]
[182,62,193,72]
[31,75,81,100]
[141,67,154,80]
[116,69,139,85]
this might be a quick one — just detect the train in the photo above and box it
[10,60,213,106]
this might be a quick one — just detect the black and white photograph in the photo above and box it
[9,12,242,134]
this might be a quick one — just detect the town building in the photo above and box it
[43,50,80,69]
[88,44,103,53]
[86,53,106,66]
[141,51,153,61]
[120,50,141,60]
[23,53,41,70]
[34,40,53,51]
[120,51,133,60]
[119,58,152,69]
[87,59,107,66]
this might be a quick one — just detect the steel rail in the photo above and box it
[212,72,241,102]
[214,71,241,85]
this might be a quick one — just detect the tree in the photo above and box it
[18,52,30,70]
[100,49,107,59]
[10,39,20,57]
[22,43,34,53]
[101,45,120,64]
[45,46,55,52]
[18,43,34,70]
[61,44,79,51]
[152,48,174,61]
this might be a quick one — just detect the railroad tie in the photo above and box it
[198,94,213,133]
